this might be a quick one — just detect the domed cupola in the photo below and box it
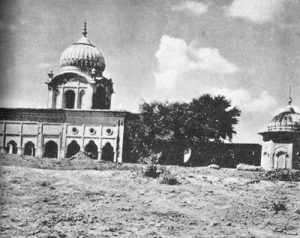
[266,98,300,132]
[59,23,105,76]
[46,23,114,111]
[259,91,300,170]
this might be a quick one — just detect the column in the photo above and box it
[98,125,102,161]
[59,123,68,159]
[17,147,23,155]
[118,119,125,163]
[36,123,43,157]
[48,88,54,108]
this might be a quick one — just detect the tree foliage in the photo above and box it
[123,94,241,165]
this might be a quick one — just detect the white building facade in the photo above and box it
[0,24,127,162]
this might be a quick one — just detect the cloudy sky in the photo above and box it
[1,0,300,143]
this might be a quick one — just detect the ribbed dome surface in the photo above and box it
[267,106,300,132]
[59,36,105,74]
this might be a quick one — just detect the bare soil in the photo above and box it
[1,154,300,238]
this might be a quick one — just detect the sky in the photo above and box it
[0,0,300,143]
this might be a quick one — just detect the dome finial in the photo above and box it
[83,21,87,37]
[288,84,292,106]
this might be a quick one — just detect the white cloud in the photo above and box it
[227,0,286,24]
[210,88,277,113]
[154,35,238,90]
[171,1,209,16]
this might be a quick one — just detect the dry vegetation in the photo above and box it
[1,154,300,238]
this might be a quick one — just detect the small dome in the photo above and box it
[267,106,300,132]
[59,35,105,75]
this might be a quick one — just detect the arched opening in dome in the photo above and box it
[85,140,98,159]
[6,140,17,154]
[66,140,80,158]
[92,86,107,109]
[43,141,58,158]
[101,142,114,161]
[24,141,35,156]
[77,90,85,109]
[64,90,75,109]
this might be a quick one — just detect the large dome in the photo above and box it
[59,32,105,75]
[267,106,300,132]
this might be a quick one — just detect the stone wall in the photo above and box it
[0,108,127,162]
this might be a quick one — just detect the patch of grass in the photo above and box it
[159,170,180,185]
[272,201,287,213]
[141,153,162,178]
[39,181,52,187]
[263,169,300,181]
[143,165,160,178]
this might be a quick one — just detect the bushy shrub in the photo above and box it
[272,201,287,213]
[263,169,300,181]
[143,165,159,178]
[141,153,162,178]
[159,170,180,185]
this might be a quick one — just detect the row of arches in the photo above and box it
[4,140,114,161]
[5,140,35,156]
[66,140,99,158]
[59,86,109,109]
[63,90,85,109]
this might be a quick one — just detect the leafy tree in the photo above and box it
[123,94,241,165]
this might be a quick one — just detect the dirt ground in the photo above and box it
[1,154,300,238]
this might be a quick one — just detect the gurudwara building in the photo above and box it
[0,24,127,162]
[259,97,300,170]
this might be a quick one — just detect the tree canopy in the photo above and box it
[123,94,241,164]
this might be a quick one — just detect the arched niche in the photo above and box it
[274,147,288,169]
[43,140,58,158]
[24,141,35,156]
[64,90,75,109]
[101,142,114,161]
[92,86,107,109]
[6,140,17,154]
[84,140,98,159]
[66,140,80,158]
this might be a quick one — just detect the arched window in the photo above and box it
[64,90,75,109]
[77,90,85,109]
[43,140,58,158]
[24,141,35,156]
[85,140,98,159]
[101,142,114,161]
[66,140,80,158]
[6,140,17,154]
[92,86,106,109]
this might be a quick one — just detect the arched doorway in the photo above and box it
[85,140,98,159]
[24,141,35,156]
[66,140,80,158]
[92,86,106,109]
[101,142,114,161]
[6,140,17,154]
[43,140,58,158]
[275,150,288,169]
[64,90,75,109]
